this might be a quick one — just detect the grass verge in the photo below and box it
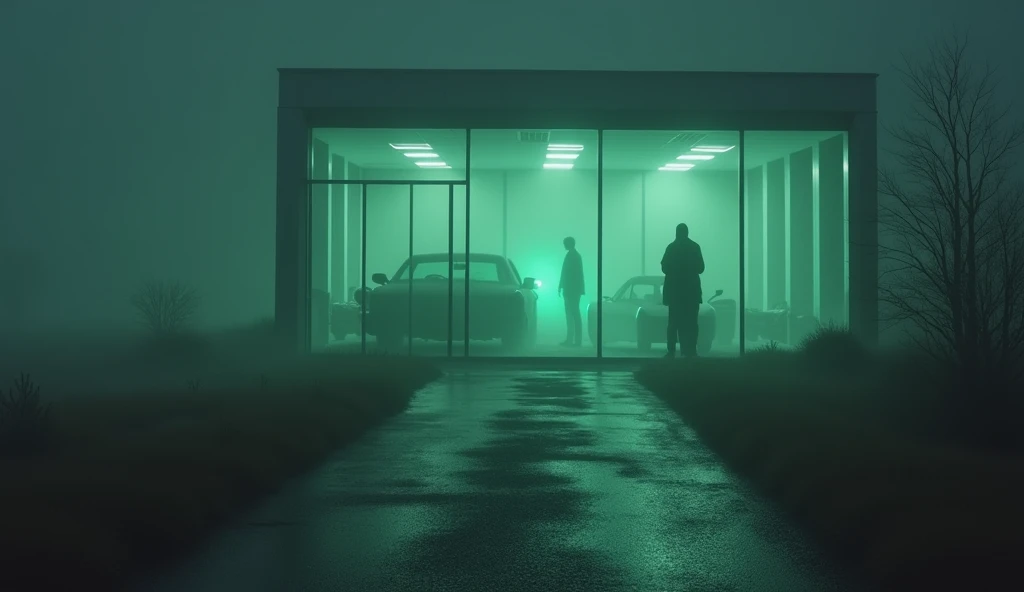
[0,353,441,591]
[635,347,1024,591]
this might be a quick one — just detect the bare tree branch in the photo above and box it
[879,34,1024,395]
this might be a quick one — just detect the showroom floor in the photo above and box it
[322,336,770,359]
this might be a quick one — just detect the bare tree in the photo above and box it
[879,35,1024,396]
[130,280,201,336]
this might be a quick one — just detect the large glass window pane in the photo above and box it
[307,139,367,353]
[742,131,849,350]
[601,131,741,358]
[327,181,366,352]
[307,137,365,353]
[469,130,599,357]
[310,128,467,181]
[308,139,330,352]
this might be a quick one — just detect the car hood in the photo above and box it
[599,302,715,317]
[372,280,521,297]
[639,304,668,317]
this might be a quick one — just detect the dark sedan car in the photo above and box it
[354,253,539,351]
[586,275,735,354]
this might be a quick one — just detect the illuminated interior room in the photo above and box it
[277,69,877,358]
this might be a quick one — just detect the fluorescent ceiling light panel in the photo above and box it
[390,143,432,150]
[676,154,715,161]
[691,145,734,153]
[544,163,574,170]
[546,153,580,160]
[405,152,439,158]
[659,163,694,171]
[416,161,451,168]
[548,144,584,151]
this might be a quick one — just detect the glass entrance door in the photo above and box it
[361,182,466,357]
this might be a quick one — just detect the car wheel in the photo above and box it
[636,319,652,352]
[502,314,528,351]
[698,316,716,355]
[525,313,537,347]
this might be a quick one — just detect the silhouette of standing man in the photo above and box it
[661,223,705,357]
[558,236,585,347]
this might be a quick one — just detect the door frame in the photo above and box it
[307,179,468,356]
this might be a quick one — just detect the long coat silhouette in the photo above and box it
[661,236,705,305]
[559,249,585,296]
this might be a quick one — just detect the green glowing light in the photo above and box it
[416,161,451,168]
[691,145,734,153]
[546,153,580,160]
[676,154,715,161]
[548,144,584,151]
[405,152,439,158]
[659,163,694,171]
[390,143,432,150]
[543,162,574,170]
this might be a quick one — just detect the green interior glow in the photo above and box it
[308,129,849,357]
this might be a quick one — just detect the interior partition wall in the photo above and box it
[304,127,854,357]
[742,131,851,348]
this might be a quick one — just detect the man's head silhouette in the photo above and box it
[676,223,689,240]
[563,236,576,250]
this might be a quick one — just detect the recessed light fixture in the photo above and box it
[404,152,439,158]
[417,161,451,168]
[659,163,695,171]
[548,144,584,151]
[691,145,734,153]
[676,154,715,161]
[546,153,580,160]
[544,163,574,170]
[390,143,433,150]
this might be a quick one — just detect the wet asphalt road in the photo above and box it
[140,369,869,592]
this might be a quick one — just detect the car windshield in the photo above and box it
[507,260,523,284]
[393,259,504,283]
[616,280,663,302]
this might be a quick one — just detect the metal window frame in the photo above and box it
[300,124,867,359]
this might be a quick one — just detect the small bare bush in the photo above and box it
[130,280,200,336]
[0,373,52,457]
[799,322,870,372]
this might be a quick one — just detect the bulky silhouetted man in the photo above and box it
[558,236,585,347]
[661,223,705,357]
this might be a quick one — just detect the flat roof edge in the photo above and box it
[276,68,879,78]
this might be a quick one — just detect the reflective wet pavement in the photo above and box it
[139,370,869,592]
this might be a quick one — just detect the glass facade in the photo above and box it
[307,127,849,356]
[469,130,599,357]
[600,131,741,357]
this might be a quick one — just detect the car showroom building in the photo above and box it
[276,68,877,358]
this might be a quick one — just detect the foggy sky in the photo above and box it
[1,0,1021,335]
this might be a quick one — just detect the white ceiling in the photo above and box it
[311,128,843,173]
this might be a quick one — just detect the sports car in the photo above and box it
[350,252,539,351]
[586,275,736,354]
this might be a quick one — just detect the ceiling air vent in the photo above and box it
[517,131,551,143]
[665,132,709,150]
